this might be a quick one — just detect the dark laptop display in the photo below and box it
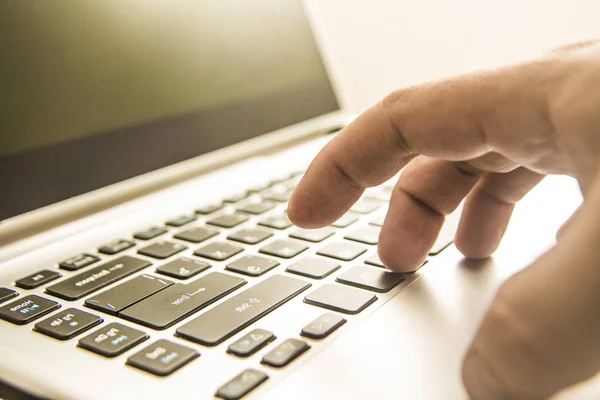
[0,0,339,221]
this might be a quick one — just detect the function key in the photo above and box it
[78,322,148,358]
[126,339,199,376]
[98,239,135,255]
[195,203,224,215]
[289,227,335,243]
[0,295,59,325]
[350,199,381,214]
[304,284,376,314]
[223,192,248,204]
[227,328,275,357]
[138,241,187,259]
[0,287,18,304]
[236,201,275,215]
[344,227,380,245]
[300,313,346,339]
[165,215,196,227]
[15,270,61,289]
[195,242,244,261]
[259,240,308,259]
[207,213,249,229]
[216,369,269,400]
[133,226,167,241]
[59,253,100,271]
[258,214,292,230]
[261,338,309,368]
[317,241,367,261]
[330,213,359,228]
[34,308,102,340]
[226,255,280,277]
[286,257,340,280]
[336,265,404,293]
[174,226,219,244]
[228,228,273,245]
[156,257,211,280]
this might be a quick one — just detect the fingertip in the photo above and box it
[378,224,429,273]
[454,232,496,260]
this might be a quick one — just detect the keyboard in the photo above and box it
[0,171,453,400]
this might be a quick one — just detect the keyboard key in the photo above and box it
[126,339,199,377]
[195,203,223,215]
[289,227,335,243]
[59,253,100,271]
[207,214,249,229]
[261,185,293,202]
[15,270,61,289]
[85,274,173,315]
[330,213,359,228]
[0,295,59,325]
[247,182,270,193]
[304,284,377,314]
[46,256,151,301]
[350,199,381,214]
[223,192,248,203]
[237,201,275,215]
[281,175,303,189]
[259,240,308,259]
[430,239,453,255]
[194,242,244,261]
[300,313,346,339]
[176,274,310,346]
[165,215,196,227]
[216,369,268,400]
[336,265,404,293]
[364,191,392,202]
[133,226,167,241]
[261,338,309,368]
[228,228,273,245]
[34,308,102,340]
[344,227,380,245]
[286,257,340,279]
[174,226,219,243]
[226,255,280,277]
[258,214,292,230]
[78,322,148,358]
[137,241,187,259]
[156,257,211,280]
[0,287,18,304]
[227,329,275,357]
[98,239,135,255]
[364,252,385,268]
[120,272,246,330]
[317,242,367,261]
[369,214,386,227]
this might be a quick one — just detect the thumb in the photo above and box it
[462,175,600,399]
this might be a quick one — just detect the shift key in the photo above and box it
[46,256,152,301]
[119,272,246,330]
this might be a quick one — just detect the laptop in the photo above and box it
[0,1,587,399]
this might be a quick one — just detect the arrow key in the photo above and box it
[227,328,275,357]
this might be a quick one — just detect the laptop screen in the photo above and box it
[0,0,339,221]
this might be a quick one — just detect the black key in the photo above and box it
[259,240,308,259]
[98,239,135,255]
[0,295,59,325]
[216,369,268,400]
[176,274,310,346]
[289,227,335,243]
[286,257,340,280]
[261,185,293,202]
[138,241,187,259]
[258,215,292,230]
[133,226,167,241]
[34,308,102,340]
[228,228,273,245]
[174,226,219,243]
[79,322,149,358]
[45,256,152,301]
[223,192,248,203]
[126,339,199,377]
[85,274,173,314]
[156,257,211,280]
[165,215,196,227]
[336,265,404,293]
[350,199,381,214]
[344,227,380,245]
[304,284,377,314]
[119,272,246,330]
[0,287,18,304]
[317,241,367,261]
[194,241,244,261]
[331,213,359,228]
[207,213,249,229]
[364,252,385,268]
[301,313,346,339]
[15,270,61,289]
[226,255,279,277]
[227,329,275,357]
[261,338,309,368]
[369,214,385,227]
[236,201,275,215]
[195,203,223,215]
[59,253,100,271]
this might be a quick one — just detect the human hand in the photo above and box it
[288,40,600,399]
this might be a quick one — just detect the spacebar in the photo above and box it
[176,274,311,346]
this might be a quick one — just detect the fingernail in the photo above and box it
[463,351,504,400]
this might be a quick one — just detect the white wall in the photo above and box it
[309,0,600,113]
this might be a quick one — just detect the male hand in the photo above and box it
[288,40,600,399]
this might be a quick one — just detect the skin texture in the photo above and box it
[288,41,600,399]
